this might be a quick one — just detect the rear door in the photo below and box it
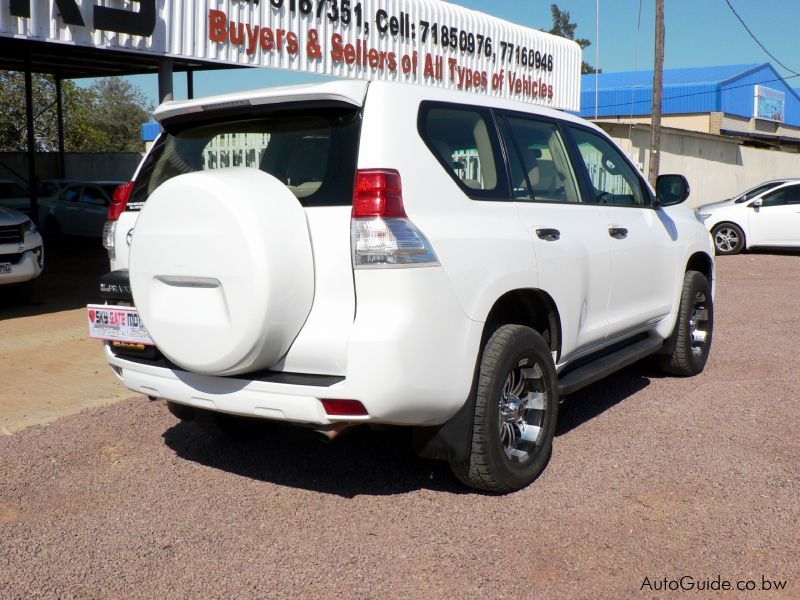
[498,112,612,359]
[53,184,83,235]
[748,183,800,246]
[566,125,678,337]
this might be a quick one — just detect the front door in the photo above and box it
[566,125,679,338]
[748,183,800,247]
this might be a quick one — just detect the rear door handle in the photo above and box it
[535,228,561,241]
[608,227,628,239]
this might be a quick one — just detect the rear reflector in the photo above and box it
[321,399,369,417]
[352,169,406,218]
[108,181,134,221]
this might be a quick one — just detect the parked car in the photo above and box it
[91,81,715,492]
[40,181,124,239]
[697,180,800,254]
[0,179,30,213]
[0,205,44,303]
[699,178,800,213]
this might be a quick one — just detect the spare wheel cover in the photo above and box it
[129,168,314,376]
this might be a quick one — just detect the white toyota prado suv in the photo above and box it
[93,80,715,492]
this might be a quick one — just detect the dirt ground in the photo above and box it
[0,249,798,598]
[0,239,134,434]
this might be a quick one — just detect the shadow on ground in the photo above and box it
[163,362,658,497]
[0,237,106,319]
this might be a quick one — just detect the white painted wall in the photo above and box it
[601,124,800,208]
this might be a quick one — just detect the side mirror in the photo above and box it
[656,174,690,207]
[752,198,763,209]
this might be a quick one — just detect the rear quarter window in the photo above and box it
[130,105,361,209]
[418,102,509,201]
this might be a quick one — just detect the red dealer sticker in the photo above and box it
[87,304,154,346]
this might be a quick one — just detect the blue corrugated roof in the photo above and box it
[580,63,800,126]
[582,64,763,91]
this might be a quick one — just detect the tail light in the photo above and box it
[108,181,134,222]
[103,181,134,261]
[351,169,438,268]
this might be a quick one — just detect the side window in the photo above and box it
[502,115,581,203]
[80,186,108,206]
[762,185,800,206]
[420,103,507,199]
[62,186,81,203]
[569,127,647,207]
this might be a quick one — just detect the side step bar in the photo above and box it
[557,336,663,397]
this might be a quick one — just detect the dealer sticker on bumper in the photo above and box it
[87,304,154,346]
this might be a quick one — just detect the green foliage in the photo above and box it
[547,4,600,75]
[0,72,152,153]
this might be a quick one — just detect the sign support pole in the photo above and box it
[24,59,39,225]
[158,58,174,103]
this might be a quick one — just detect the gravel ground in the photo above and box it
[1,253,798,599]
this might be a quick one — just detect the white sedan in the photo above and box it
[39,181,123,239]
[697,180,800,255]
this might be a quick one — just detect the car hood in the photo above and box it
[697,199,736,212]
[0,204,27,225]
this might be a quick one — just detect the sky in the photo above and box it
[79,0,800,106]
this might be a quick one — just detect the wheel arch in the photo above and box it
[483,288,562,360]
[686,251,714,289]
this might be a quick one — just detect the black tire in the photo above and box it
[166,400,197,421]
[659,270,713,376]
[449,325,559,493]
[711,222,745,255]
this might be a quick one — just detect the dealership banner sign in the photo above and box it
[754,85,785,123]
[0,0,581,110]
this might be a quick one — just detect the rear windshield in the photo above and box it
[130,105,361,209]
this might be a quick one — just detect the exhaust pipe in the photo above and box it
[314,422,353,443]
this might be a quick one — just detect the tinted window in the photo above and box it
[131,106,361,208]
[61,186,81,203]
[81,186,108,206]
[569,127,647,207]
[502,116,581,203]
[762,184,800,206]
[735,181,783,203]
[419,104,507,199]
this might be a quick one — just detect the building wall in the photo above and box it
[600,124,800,208]
[596,114,711,135]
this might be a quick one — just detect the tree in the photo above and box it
[548,4,599,75]
[87,77,153,153]
[0,72,151,153]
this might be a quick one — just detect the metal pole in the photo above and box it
[56,76,66,179]
[24,61,39,225]
[648,0,665,188]
[595,0,599,119]
[187,69,194,100]
[157,57,174,104]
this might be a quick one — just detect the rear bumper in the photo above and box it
[106,266,484,426]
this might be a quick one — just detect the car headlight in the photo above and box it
[695,212,712,223]
[23,218,38,234]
